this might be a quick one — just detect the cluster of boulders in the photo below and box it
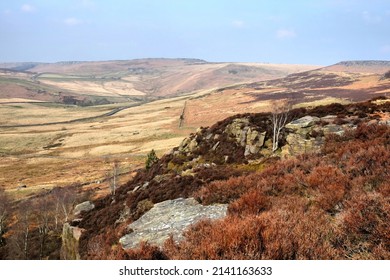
[224,118,267,157]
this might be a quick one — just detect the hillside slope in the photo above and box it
[67,98,390,260]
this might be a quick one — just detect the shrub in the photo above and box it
[145,149,159,170]
[164,216,266,260]
[228,188,270,217]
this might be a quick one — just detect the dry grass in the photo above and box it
[39,79,144,97]
[0,94,196,200]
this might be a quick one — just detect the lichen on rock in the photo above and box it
[119,198,227,250]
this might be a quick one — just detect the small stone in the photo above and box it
[206,133,213,140]
[212,141,220,151]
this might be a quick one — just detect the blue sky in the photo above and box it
[1,0,390,65]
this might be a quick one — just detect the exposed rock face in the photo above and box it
[245,129,266,156]
[178,137,199,154]
[283,116,323,155]
[224,118,266,157]
[285,116,320,130]
[119,198,227,250]
[73,201,95,217]
[224,118,250,146]
[283,115,356,156]
[60,223,84,260]
[177,117,268,160]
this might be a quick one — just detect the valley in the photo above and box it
[0,59,320,200]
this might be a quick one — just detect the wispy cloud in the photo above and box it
[276,28,296,39]
[64,17,83,26]
[21,4,36,13]
[232,20,245,28]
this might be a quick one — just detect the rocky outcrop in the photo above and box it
[177,117,268,159]
[73,201,95,217]
[285,116,320,130]
[119,198,227,250]
[224,118,266,157]
[60,201,94,259]
[283,116,323,155]
[282,115,356,156]
[60,223,84,260]
[178,137,199,154]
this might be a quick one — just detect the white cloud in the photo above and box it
[64,17,83,26]
[21,4,36,13]
[276,28,296,39]
[232,20,245,28]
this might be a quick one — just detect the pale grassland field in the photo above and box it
[0,86,351,202]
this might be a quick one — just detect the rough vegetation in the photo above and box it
[57,97,390,260]
[1,95,389,260]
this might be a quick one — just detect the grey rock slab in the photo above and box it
[119,198,227,250]
[73,201,95,217]
[286,116,320,130]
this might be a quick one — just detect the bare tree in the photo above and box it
[34,196,55,259]
[10,201,33,259]
[109,161,119,197]
[51,187,77,226]
[271,99,292,152]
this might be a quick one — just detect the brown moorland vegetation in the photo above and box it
[72,98,390,260]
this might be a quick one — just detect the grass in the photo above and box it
[0,94,195,201]
[293,97,351,108]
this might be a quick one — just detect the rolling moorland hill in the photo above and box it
[0,59,318,105]
[322,60,390,74]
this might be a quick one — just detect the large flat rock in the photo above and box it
[119,198,227,250]
[286,116,320,130]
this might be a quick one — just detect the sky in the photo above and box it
[1,0,390,65]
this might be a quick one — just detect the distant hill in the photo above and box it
[322,60,390,74]
[0,58,319,103]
